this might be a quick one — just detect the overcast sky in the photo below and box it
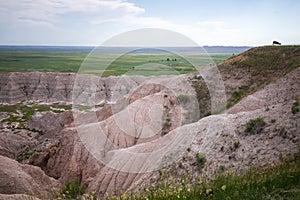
[0,0,299,46]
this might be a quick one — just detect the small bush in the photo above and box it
[245,117,265,135]
[219,165,226,172]
[292,99,299,114]
[195,152,206,169]
[204,111,212,117]
[279,126,286,135]
[233,141,240,149]
[271,119,276,123]
[16,151,34,162]
[177,94,189,104]
[60,181,86,199]
[227,91,244,108]
[291,106,299,114]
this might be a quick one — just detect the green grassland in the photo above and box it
[99,52,230,77]
[0,51,86,73]
[0,50,232,76]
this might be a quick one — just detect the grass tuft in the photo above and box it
[245,117,265,135]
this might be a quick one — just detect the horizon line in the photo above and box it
[0,45,255,48]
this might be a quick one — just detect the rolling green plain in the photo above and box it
[0,46,249,76]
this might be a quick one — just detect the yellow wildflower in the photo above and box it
[206,188,213,195]
[221,185,226,191]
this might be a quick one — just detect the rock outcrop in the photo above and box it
[0,155,60,198]
[27,110,73,136]
[29,81,185,194]
[0,130,38,159]
[0,194,40,200]
[0,72,147,104]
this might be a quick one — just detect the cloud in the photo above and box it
[0,0,194,32]
[0,0,190,33]
[0,0,190,38]
[0,0,261,46]
[0,0,145,25]
[1,0,190,45]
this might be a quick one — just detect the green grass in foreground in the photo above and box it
[56,151,300,200]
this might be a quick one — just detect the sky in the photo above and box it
[0,0,299,46]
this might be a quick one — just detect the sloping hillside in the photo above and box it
[220,45,300,107]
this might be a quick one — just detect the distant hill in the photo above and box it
[203,45,252,53]
[0,45,251,54]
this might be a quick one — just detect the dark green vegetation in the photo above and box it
[0,46,235,76]
[0,103,71,123]
[224,45,300,108]
[244,117,266,135]
[16,151,35,163]
[195,152,206,169]
[16,149,43,163]
[226,90,245,108]
[291,99,299,114]
[176,94,189,104]
[59,181,86,200]
[233,140,240,149]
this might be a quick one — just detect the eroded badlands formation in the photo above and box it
[0,46,299,199]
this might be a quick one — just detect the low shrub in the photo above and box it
[292,99,299,114]
[233,141,240,149]
[16,151,34,162]
[245,117,265,135]
[177,94,189,104]
[186,147,191,152]
[60,181,86,199]
[195,152,206,169]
